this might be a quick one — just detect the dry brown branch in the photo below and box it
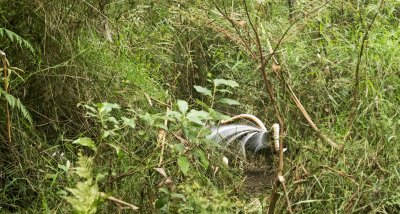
[102,193,139,211]
[206,1,340,149]
[158,106,169,167]
[1,50,12,144]
[211,0,257,59]
[265,24,341,149]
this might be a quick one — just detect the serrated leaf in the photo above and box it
[194,85,212,97]
[213,79,239,88]
[73,137,97,152]
[177,100,189,114]
[217,98,240,105]
[121,117,136,129]
[177,156,190,175]
[186,109,211,125]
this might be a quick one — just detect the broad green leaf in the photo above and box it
[213,79,239,88]
[217,98,240,105]
[195,99,210,109]
[56,190,68,196]
[216,89,233,94]
[97,102,120,113]
[155,123,168,130]
[177,156,190,175]
[194,85,212,97]
[121,117,136,129]
[208,109,230,120]
[155,195,169,209]
[177,100,189,114]
[73,137,97,152]
[174,143,185,154]
[186,109,211,125]
[102,130,117,138]
[106,116,119,124]
[166,110,182,120]
[194,149,209,169]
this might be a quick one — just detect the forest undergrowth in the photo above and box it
[1,0,399,213]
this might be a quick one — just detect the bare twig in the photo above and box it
[208,1,339,149]
[264,17,341,150]
[101,169,138,189]
[239,1,291,212]
[344,0,385,141]
[1,50,12,144]
[211,0,257,59]
[102,193,139,211]
[158,106,169,167]
[242,0,284,130]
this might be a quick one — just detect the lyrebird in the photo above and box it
[208,114,286,159]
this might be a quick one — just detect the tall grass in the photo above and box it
[0,0,399,213]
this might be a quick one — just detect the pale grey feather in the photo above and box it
[208,123,269,154]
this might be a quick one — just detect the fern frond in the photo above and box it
[0,28,35,54]
[1,91,33,125]
[64,153,104,214]
[74,153,94,179]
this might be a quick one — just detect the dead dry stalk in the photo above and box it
[1,50,12,144]
[158,106,170,167]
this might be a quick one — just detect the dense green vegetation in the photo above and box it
[1,0,399,213]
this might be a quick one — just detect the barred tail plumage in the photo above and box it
[208,114,286,156]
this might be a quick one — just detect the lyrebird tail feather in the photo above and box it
[208,114,286,157]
